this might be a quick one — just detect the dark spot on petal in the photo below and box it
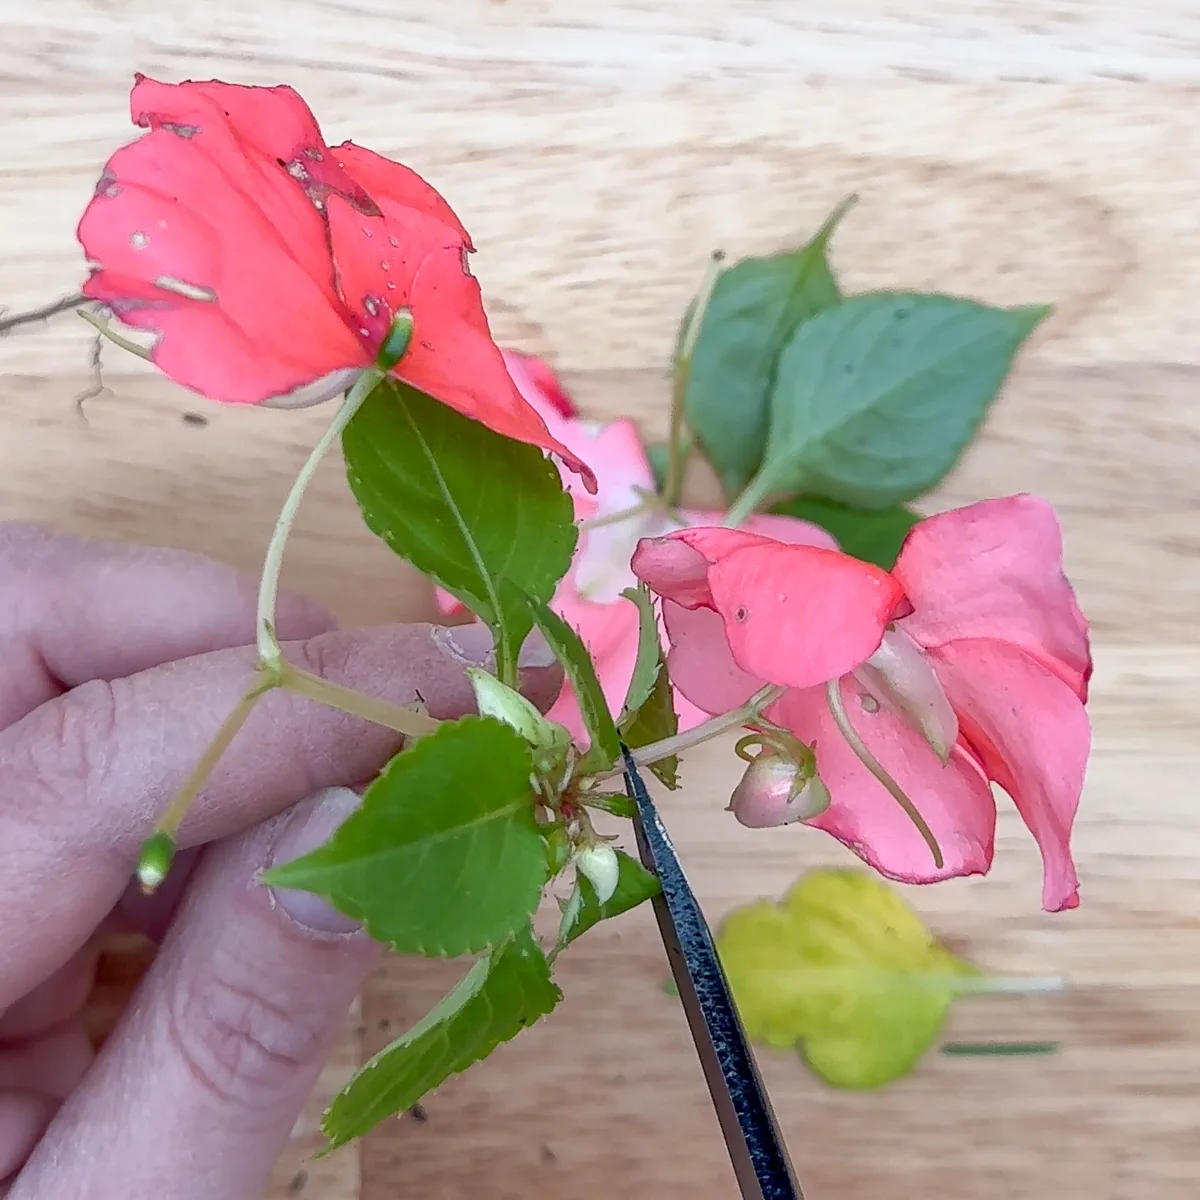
[160,121,200,138]
[734,606,749,622]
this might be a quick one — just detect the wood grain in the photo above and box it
[2,3,1199,1197]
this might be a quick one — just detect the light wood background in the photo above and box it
[3,3,1200,1196]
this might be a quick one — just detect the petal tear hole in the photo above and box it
[154,275,218,303]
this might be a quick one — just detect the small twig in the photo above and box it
[0,292,87,335]
[73,333,107,423]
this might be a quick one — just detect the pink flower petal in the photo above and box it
[928,640,1090,912]
[662,601,767,715]
[545,585,640,742]
[895,495,1091,699]
[502,349,578,418]
[768,683,996,884]
[735,510,840,550]
[708,542,905,689]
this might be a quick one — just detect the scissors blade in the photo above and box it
[620,748,803,1200]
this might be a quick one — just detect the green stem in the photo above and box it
[723,469,778,529]
[597,683,786,780]
[278,663,441,737]
[256,369,382,664]
[77,307,154,359]
[824,678,944,869]
[662,250,725,508]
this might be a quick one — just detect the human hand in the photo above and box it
[0,525,561,1199]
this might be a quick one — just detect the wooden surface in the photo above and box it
[3,3,1200,1196]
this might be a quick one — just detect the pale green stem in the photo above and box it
[662,250,725,508]
[279,664,441,737]
[77,307,154,359]
[824,678,944,869]
[596,683,786,780]
[256,369,382,663]
[579,500,654,533]
[723,470,778,529]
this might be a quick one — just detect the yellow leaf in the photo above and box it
[717,867,980,1088]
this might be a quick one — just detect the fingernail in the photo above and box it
[267,787,362,934]
[433,621,556,669]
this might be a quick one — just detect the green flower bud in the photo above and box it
[575,843,620,904]
[465,668,573,766]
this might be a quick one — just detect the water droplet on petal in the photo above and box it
[388,236,399,247]
[129,231,149,250]
[304,147,324,160]
[860,694,880,714]
[386,281,396,290]
[380,261,390,270]
[358,327,371,338]
[362,227,373,238]
[363,295,381,317]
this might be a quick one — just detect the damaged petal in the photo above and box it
[154,275,217,303]
[855,626,959,763]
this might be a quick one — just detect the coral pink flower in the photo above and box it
[77,75,593,489]
[438,351,837,741]
[632,496,1092,912]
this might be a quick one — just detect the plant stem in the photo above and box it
[597,683,786,780]
[723,469,778,529]
[76,308,154,359]
[662,250,725,508]
[256,369,382,664]
[579,500,655,533]
[278,663,441,737]
[0,292,88,334]
[824,678,944,868]
[135,673,277,890]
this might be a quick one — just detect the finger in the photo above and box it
[0,523,333,728]
[0,1092,56,1183]
[12,789,379,1200]
[0,1025,93,1101]
[0,945,101,1040]
[0,621,560,1007]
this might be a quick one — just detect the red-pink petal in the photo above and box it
[334,141,474,248]
[769,684,996,884]
[895,495,1091,699]
[928,640,1089,912]
[708,543,905,689]
[735,511,840,550]
[388,242,595,490]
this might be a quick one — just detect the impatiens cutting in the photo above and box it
[34,72,1090,1146]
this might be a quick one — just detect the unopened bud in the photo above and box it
[466,668,572,766]
[575,843,620,904]
[727,751,830,829]
[855,627,958,763]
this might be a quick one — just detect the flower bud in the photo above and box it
[575,843,620,904]
[465,667,572,766]
[855,627,958,763]
[727,751,830,829]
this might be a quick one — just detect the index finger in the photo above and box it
[0,524,332,728]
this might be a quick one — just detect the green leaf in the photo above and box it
[563,850,661,947]
[617,585,663,723]
[578,790,636,819]
[717,867,981,1089]
[751,293,1049,509]
[322,926,560,1149]
[683,198,853,499]
[343,379,577,684]
[617,643,679,790]
[771,495,921,569]
[264,717,545,957]
[525,598,621,772]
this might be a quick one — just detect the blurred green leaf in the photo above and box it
[717,867,981,1088]
[681,198,854,499]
